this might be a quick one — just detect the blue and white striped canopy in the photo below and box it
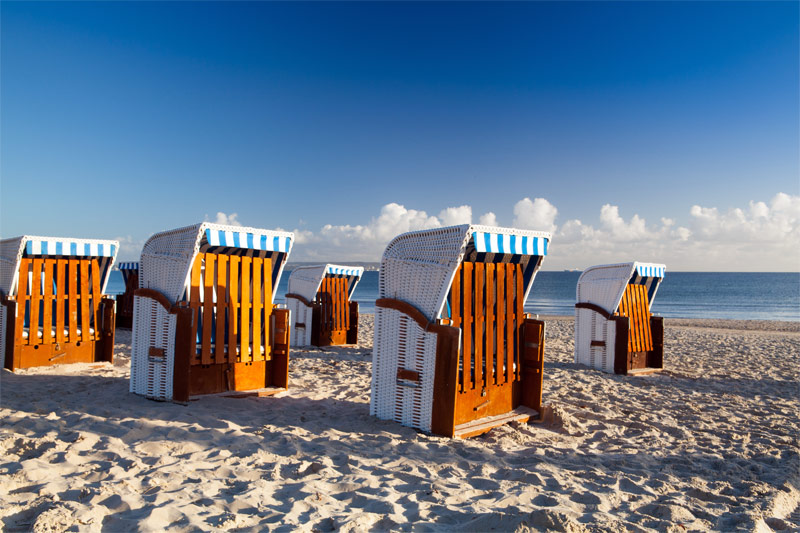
[117,262,140,271]
[326,265,363,277]
[472,232,548,256]
[205,229,292,253]
[635,264,665,278]
[26,239,117,257]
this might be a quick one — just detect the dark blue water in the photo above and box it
[106,270,799,321]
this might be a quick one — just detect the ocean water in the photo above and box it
[107,270,799,322]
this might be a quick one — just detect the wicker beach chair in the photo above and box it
[130,223,294,402]
[286,264,364,347]
[0,236,119,370]
[114,262,139,329]
[371,224,551,438]
[574,262,666,375]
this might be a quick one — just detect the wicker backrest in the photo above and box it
[380,224,551,321]
[139,223,294,304]
[286,264,364,303]
[576,262,666,315]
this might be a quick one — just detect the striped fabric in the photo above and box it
[326,265,364,277]
[26,239,117,257]
[472,232,548,256]
[117,262,140,271]
[205,229,292,253]
[635,264,665,278]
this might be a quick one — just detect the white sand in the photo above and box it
[1,316,798,532]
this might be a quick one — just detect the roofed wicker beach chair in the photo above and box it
[371,224,551,438]
[114,262,139,329]
[0,235,119,370]
[130,223,294,403]
[286,264,364,347]
[574,262,666,375]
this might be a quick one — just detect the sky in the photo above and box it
[1,1,798,271]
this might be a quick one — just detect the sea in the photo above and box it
[106,270,799,322]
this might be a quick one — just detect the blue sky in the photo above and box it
[2,1,798,270]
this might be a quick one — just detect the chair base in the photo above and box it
[190,385,286,400]
[625,367,662,376]
[454,406,540,439]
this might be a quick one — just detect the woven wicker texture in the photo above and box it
[287,298,313,347]
[372,224,550,433]
[139,223,294,303]
[132,222,293,401]
[130,296,177,400]
[286,264,364,303]
[574,262,665,372]
[381,224,550,322]
[370,306,439,433]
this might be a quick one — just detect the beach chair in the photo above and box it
[114,262,139,329]
[371,224,551,438]
[286,264,364,347]
[0,236,118,370]
[130,223,294,402]
[574,262,666,375]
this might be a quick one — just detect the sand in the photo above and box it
[1,316,798,532]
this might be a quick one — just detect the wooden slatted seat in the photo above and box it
[286,264,363,347]
[0,236,118,370]
[371,225,551,438]
[574,262,666,375]
[129,223,294,403]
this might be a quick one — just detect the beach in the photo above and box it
[1,316,798,532]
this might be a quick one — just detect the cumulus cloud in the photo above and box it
[438,205,472,226]
[512,197,558,233]
[208,212,242,226]
[478,212,499,227]
[117,194,800,271]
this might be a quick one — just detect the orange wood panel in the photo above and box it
[462,261,473,392]
[214,255,228,364]
[91,259,102,341]
[201,253,215,365]
[240,256,251,361]
[451,264,461,329]
[189,256,202,362]
[30,258,43,345]
[474,262,484,389]
[485,263,495,386]
[495,263,505,384]
[515,263,524,380]
[42,260,53,344]
[252,256,263,362]
[79,260,91,343]
[55,259,66,343]
[343,278,350,332]
[505,264,514,384]
[68,259,78,343]
[262,258,272,359]
[228,256,240,363]
[15,258,30,346]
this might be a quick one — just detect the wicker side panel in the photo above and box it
[370,306,437,433]
[288,298,314,347]
[130,295,177,400]
[575,309,617,374]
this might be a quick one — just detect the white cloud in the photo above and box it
[478,212,499,227]
[512,197,558,233]
[208,212,242,226]
[438,205,472,226]
[116,194,800,271]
